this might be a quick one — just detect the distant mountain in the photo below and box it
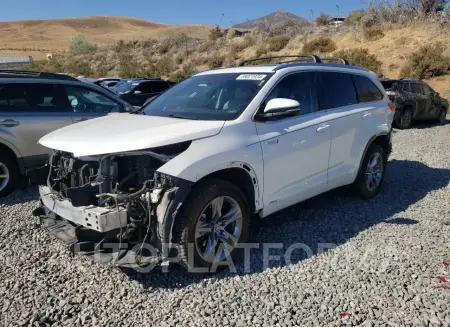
[232,11,306,30]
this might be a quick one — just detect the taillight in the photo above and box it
[388,102,397,111]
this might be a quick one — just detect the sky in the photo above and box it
[0,0,368,25]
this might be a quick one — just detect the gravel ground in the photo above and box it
[1,121,450,327]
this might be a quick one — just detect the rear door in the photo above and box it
[410,82,427,118]
[317,71,364,189]
[421,82,441,118]
[61,84,125,123]
[0,82,73,166]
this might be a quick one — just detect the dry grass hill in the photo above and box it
[1,10,450,99]
[0,16,210,60]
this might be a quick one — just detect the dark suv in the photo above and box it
[380,78,448,129]
[113,78,175,107]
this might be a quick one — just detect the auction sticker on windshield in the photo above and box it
[236,74,267,80]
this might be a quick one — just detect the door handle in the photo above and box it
[362,112,372,119]
[74,118,88,123]
[316,124,330,133]
[264,139,279,146]
[0,119,20,127]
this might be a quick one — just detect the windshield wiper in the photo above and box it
[168,114,198,120]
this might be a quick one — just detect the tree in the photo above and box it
[69,34,97,55]
[316,13,331,26]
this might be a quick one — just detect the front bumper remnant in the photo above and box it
[39,185,127,233]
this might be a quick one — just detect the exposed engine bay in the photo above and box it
[32,142,193,268]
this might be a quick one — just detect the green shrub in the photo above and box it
[363,26,385,41]
[346,10,365,26]
[255,44,268,57]
[267,35,290,52]
[316,13,331,26]
[206,52,225,68]
[170,63,197,82]
[227,28,237,39]
[400,43,450,79]
[209,26,223,40]
[155,56,175,76]
[302,36,336,53]
[69,34,97,55]
[333,48,382,74]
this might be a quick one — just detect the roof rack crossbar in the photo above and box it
[0,70,78,81]
[320,58,350,65]
[238,54,322,67]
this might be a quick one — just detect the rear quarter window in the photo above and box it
[353,75,384,103]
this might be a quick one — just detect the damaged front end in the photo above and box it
[32,142,192,268]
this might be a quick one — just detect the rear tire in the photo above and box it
[352,144,387,200]
[0,152,19,197]
[396,108,413,129]
[172,179,250,273]
[436,107,447,124]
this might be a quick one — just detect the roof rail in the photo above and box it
[321,57,350,65]
[238,54,322,67]
[0,70,78,81]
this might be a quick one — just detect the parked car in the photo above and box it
[380,78,448,129]
[113,78,175,107]
[0,70,134,196]
[32,55,394,272]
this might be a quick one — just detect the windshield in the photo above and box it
[113,81,138,94]
[142,73,272,120]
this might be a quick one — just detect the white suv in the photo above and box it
[33,55,394,272]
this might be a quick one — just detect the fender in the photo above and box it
[0,137,24,173]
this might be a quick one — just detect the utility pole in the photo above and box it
[246,18,250,29]
[310,9,314,21]
[336,5,340,17]
[219,13,224,26]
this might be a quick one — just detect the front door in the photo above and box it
[0,82,73,167]
[255,72,331,216]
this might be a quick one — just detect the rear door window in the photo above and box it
[403,83,411,93]
[152,82,171,93]
[317,72,358,110]
[135,82,153,94]
[353,75,383,103]
[0,83,71,112]
[410,83,423,94]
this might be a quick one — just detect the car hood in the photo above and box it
[39,113,225,157]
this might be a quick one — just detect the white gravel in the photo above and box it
[1,121,450,327]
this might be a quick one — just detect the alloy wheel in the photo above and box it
[195,196,243,263]
[0,162,10,192]
[365,152,384,192]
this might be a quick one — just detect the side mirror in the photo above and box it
[257,98,301,119]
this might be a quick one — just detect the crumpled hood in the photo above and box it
[39,113,225,157]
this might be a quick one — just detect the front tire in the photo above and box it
[352,144,387,199]
[0,152,19,197]
[172,179,250,273]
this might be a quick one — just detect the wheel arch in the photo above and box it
[358,132,391,173]
[194,164,261,215]
[0,141,23,174]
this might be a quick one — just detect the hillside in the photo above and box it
[0,16,211,60]
[232,10,306,30]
